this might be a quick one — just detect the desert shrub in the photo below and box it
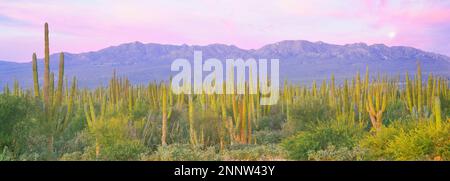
[358,126,401,160]
[10,114,49,160]
[383,100,411,125]
[307,145,366,161]
[142,144,219,161]
[222,144,286,161]
[359,120,449,161]
[282,98,335,136]
[60,151,83,161]
[0,147,13,161]
[57,130,93,157]
[440,96,450,119]
[281,121,365,160]
[16,152,42,161]
[385,123,450,160]
[64,115,150,160]
[0,95,39,149]
[191,110,223,146]
[61,139,148,161]
[253,130,284,144]
[130,99,150,120]
[87,140,148,160]
[256,107,284,131]
[137,108,189,148]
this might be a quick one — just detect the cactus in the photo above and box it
[405,72,413,113]
[416,63,422,114]
[43,22,50,112]
[161,84,168,146]
[55,52,64,107]
[433,96,442,130]
[365,80,387,132]
[32,53,40,98]
[188,95,197,145]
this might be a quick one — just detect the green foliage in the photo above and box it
[283,98,335,135]
[0,95,34,148]
[281,121,365,160]
[142,144,219,161]
[84,140,148,161]
[359,121,450,161]
[307,145,366,161]
[0,147,13,161]
[386,123,449,160]
[222,144,286,161]
[253,130,284,144]
[255,109,284,131]
[358,126,401,160]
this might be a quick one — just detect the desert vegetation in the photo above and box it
[0,23,449,161]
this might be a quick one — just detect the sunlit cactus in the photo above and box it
[43,22,50,111]
[365,78,387,132]
[161,84,168,146]
[433,96,442,130]
[55,52,64,107]
[32,53,40,98]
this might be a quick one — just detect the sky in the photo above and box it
[0,0,449,62]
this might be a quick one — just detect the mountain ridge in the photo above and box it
[0,40,449,89]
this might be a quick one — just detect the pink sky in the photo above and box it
[0,0,449,62]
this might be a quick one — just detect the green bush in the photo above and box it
[256,107,284,131]
[0,147,13,161]
[281,121,365,160]
[60,151,83,161]
[358,126,400,160]
[0,95,38,149]
[253,130,284,144]
[283,98,335,136]
[307,145,366,161]
[386,123,449,160]
[222,144,286,161]
[359,120,449,161]
[142,144,219,161]
[75,140,148,161]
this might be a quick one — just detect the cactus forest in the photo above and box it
[0,23,449,161]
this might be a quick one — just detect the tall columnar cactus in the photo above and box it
[13,79,19,97]
[312,80,317,97]
[365,81,387,132]
[433,96,442,130]
[62,77,77,131]
[329,74,336,106]
[84,94,106,159]
[3,84,9,96]
[50,72,55,107]
[188,95,197,145]
[43,23,50,112]
[405,72,413,113]
[55,52,64,107]
[426,74,434,108]
[161,84,168,146]
[416,63,422,114]
[32,53,40,98]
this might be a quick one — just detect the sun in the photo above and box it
[388,31,397,39]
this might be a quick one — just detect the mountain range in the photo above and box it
[1,40,449,89]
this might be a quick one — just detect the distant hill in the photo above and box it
[1,40,449,89]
